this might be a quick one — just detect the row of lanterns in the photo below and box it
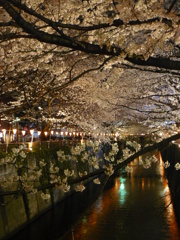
[0,128,120,138]
[0,129,89,137]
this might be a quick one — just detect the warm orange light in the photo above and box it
[13,129,17,134]
[38,131,41,136]
[142,178,145,190]
[44,131,48,136]
[30,129,34,135]
[22,130,26,136]
[28,142,33,151]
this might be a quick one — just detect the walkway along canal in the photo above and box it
[11,152,180,240]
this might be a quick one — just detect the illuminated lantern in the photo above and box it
[13,129,17,134]
[38,131,41,136]
[22,130,26,136]
[30,129,34,135]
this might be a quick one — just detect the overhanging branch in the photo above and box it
[0,0,179,71]
[0,133,179,197]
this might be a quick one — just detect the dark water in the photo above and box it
[62,154,180,240]
[11,153,180,240]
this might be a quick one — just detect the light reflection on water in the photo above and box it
[63,152,180,240]
[118,177,126,205]
[159,153,179,240]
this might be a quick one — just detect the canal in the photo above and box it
[62,153,180,240]
[11,153,180,240]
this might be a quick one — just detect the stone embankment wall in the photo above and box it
[0,166,97,240]
[161,143,180,221]
[0,142,99,240]
[0,166,74,240]
[0,182,61,240]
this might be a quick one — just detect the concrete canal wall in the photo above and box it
[0,168,97,240]
[0,167,73,239]
[0,143,99,240]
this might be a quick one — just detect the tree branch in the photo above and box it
[0,133,179,198]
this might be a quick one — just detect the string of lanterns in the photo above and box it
[0,128,180,152]
[0,128,121,140]
[0,128,121,151]
[2,128,179,141]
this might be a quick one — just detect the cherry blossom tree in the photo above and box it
[0,0,179,135]
[0,132,179,205]
[0,0,180,201]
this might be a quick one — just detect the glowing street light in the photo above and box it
[44,131,48,136]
